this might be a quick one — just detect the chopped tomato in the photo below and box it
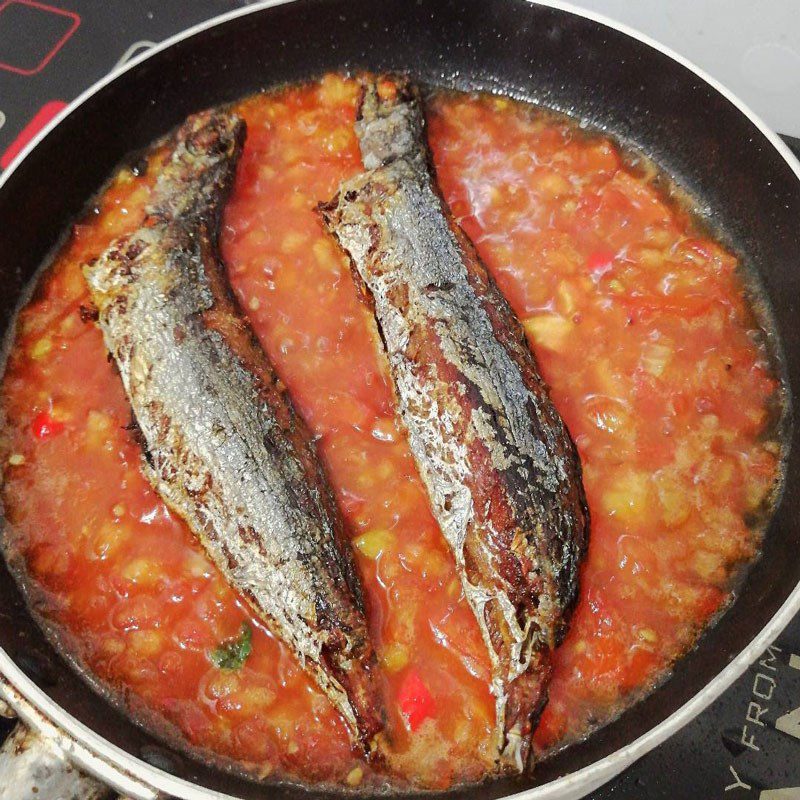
[586,248,616,276]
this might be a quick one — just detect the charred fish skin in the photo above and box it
[83,111,384,752]
[321,79,589,771]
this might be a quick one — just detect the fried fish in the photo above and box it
[83,110,384,753]
[321,78,589,771]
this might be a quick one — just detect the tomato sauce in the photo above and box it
[0,74,782,788]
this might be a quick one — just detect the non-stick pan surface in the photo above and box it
[0,1,798,798]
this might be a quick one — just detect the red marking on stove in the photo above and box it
[0,100,66,169]
[0,0,80,76]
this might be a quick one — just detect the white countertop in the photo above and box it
[569,0,800,137]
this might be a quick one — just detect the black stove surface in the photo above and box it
[0,2,798,797]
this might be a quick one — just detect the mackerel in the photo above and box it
[321,78,589,771]
[83,110,384,752]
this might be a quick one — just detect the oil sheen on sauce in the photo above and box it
[0,74,783,790]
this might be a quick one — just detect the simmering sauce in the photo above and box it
[0,74,783,789]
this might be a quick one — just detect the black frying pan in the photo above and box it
[0,1,798,798]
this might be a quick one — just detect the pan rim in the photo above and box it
[0,0,798,798]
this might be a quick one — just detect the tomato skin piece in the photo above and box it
[586,248,615,276]
[398,670,435,731]
[31,411,64,440]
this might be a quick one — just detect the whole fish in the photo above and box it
[83,110,383,753]
[321,78,589,771]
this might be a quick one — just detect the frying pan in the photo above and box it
[0,0,798,798]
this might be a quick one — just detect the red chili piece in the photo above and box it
[398,670,435,731]
[31,411,64,440]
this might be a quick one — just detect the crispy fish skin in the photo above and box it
[83,111,383,752]
[321,79,589,771]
